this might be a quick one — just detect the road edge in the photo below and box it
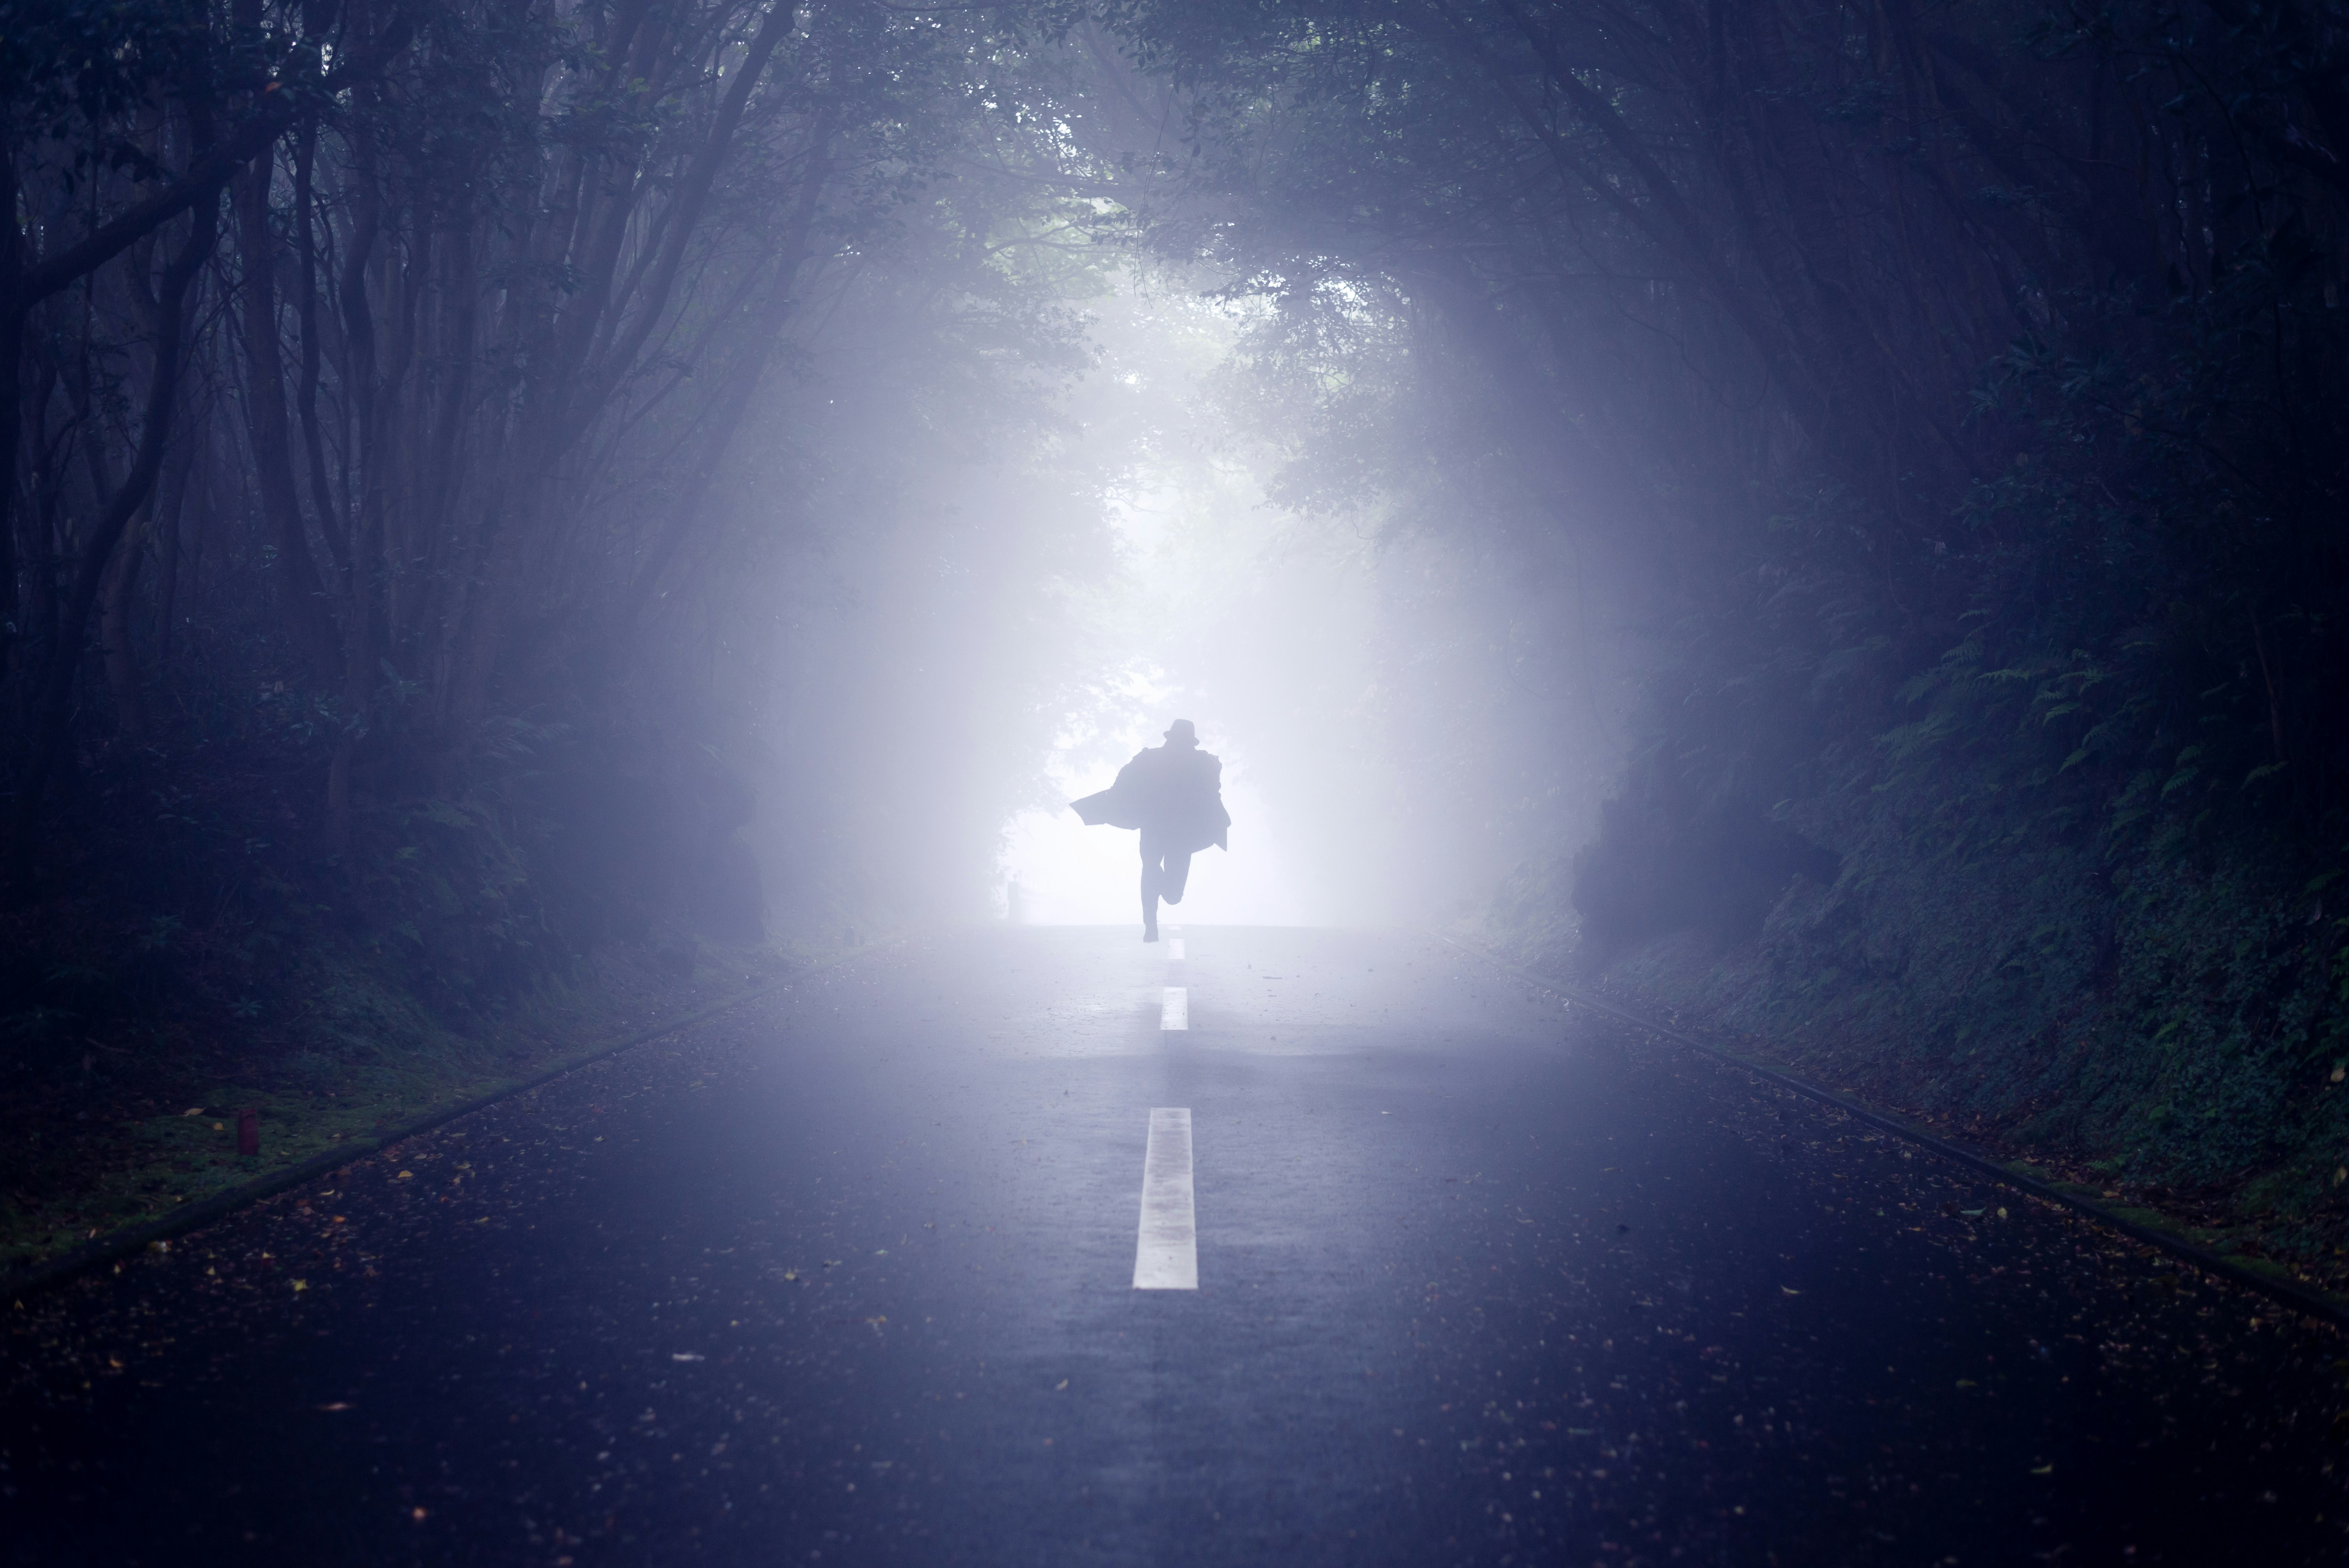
[1438,932,2349,1334]
[3,942,891,1303]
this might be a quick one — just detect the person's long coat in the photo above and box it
[1071,743,1230,854]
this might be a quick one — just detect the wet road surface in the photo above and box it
[5,926,2345,1565]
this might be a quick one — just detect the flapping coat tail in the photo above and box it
[1069,743,1231,853]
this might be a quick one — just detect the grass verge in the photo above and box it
[0,932,879,1291]
[1440,932,2349,1330]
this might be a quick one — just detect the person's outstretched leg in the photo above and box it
[1138,836,1161,941]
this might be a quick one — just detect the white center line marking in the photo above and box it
[1160,986,1189,1030]
[1133,1108,1197,1290]
[1169,938,1186,961]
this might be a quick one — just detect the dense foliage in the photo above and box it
[1091,0,2349,1213]
[1104,0,2347,859]
[0,0,1112,1091]
[10,0,2349,1241]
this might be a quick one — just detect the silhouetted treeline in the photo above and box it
[1080,3,2349,1205]
[0,0,1100,1060]
[14,0,2348,1086]
[1100,0,2348,927]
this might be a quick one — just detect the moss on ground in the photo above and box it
[0,933,845,1277]
[1481,753,2349,1300]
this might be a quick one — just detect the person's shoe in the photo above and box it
[1142,920,1159,943]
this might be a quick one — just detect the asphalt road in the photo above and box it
[5,926,2345,1566]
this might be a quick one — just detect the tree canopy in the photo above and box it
[1094,0,2349,937]
[5,0,2345,964]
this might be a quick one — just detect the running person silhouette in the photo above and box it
[1070,719,1231,942]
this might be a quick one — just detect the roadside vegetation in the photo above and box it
[10,0,2347,1285]
[0,0,1117,1271]
[1097,1,2349,1276]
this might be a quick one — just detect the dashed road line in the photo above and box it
[1133,1108,1197,1290]
[1162,987,1189,1030]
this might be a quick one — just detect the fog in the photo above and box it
[994,283,1387,928]
[727,271,1615,941]
[18,0,2315,1105]
[14,7,2347,1555]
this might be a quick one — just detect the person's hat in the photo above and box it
[1164,718,1199,745]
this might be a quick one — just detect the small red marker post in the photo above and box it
[236,1108,259,1156]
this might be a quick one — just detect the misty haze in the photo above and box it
[4,3,2346,1564]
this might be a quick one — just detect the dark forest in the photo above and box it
[5,3,2349,1561]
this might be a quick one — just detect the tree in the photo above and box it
[1096,0,2349,876]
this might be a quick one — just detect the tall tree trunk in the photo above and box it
[153,425,201,665]
[0,150,20,693]
[402,222,476,671]
[98,502,148,741]
[19,358,65,729]
[323,137,390,853]
[235,155,345,680]
[434,17,800,784]
[620,123,835,633]
[294,114,349,572]
[9,194,221,891]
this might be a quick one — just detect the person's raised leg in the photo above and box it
[1160,849,1194,906]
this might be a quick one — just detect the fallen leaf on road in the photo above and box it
[2030,1463,2053,1475]
[317,1402,352,1411]
[1055,1379,1068,1391]
[1780,1286,1801,1295]
[292,1279,307,1292]
[672,1353,704,1363]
